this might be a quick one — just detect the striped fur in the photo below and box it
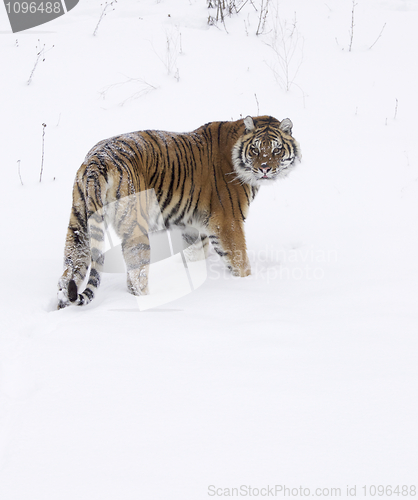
[57,115,301,308]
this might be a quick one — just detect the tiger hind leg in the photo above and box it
[57,213,90,309]
[57,169,107,308]
[114,190,152,296]
[123,235,151,296]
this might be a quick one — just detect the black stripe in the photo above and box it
[172,181,194,226]
[90,268,100,279]
[69,225,86,246]
[159,160,177,213]
[155,167,166,196]
[237,197,245,221]
[212,163,223,209]
[88,275,100,287]
[124,242,151,252]
[88,211,104,223]
[241,184,250,205]
[165,173,186,224]
[171,136,188,184]
[76,180,86,204]
[72,207,87,233]
[214,248,228,257]
[125,258,150,270]
[220,170,236,219]
[90,226,104,242]
[84,288,94,301]
[74,269,86,280]
[91,248,104,266]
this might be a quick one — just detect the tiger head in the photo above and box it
[232,115,301,186]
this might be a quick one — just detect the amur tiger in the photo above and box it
[57,115,301,309]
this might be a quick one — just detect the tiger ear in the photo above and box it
[244,116,255,132]
[279,118,293,135]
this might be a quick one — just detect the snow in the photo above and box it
[0,0,417,498]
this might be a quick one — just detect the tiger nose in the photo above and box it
[260,165,271,174]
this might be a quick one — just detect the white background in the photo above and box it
[0,0,417,498]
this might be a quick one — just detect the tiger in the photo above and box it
[57,115,301,309]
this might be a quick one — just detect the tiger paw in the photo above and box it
[57,280,70,309]
[127,279,149,296]
[128,286,149,296]
[230,266,251,277]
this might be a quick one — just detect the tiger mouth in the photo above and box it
[257,165,292,181]
[257,171,276,180]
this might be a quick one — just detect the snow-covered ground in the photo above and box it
[0,0,417,498]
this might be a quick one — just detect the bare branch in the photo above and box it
[256,0,269,36]
[368,22,386,50]
[349,0,357,52]
[39,123,46,183]
[17,160,23,186]
[93,1,117,37]
[27,40,54,85]
[254,93,260,115]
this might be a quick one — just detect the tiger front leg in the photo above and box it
[209,219,251,277]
